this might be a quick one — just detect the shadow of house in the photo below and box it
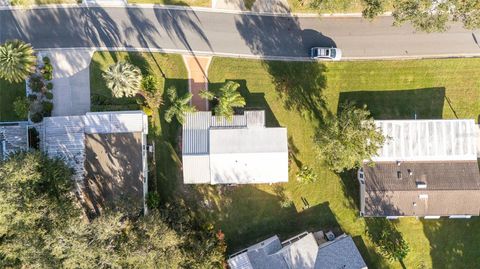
[209,79,280,127]
[209,185,341,254]
[422,219,480,268]
[337,88,446,120]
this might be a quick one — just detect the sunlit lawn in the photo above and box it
[207,57,480,268]
[0,79,25,122]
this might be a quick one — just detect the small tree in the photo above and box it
[315,102,386,173]
[102,61,142,98]
[366,218,410,264]
[164,87,196,124]
[200,81,246,120]
[0,40,36,83]
[138,75,163,118]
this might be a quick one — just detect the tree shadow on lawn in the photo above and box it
[194,185,343,254]
[262,60,331,124]
[337,87,446,120]
[422,218,480,268]
[152,78,189,202]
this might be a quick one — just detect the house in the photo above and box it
[0,122,29,160]
[227,231,367,269]
[359,119,480,218]
[42,111,148,216]
[182,110,288,184]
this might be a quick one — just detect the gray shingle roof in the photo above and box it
[315,234,367,269]
[228,233,366,269]
[362,161,480,216]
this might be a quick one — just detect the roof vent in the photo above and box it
[416,182,427,189]
[397,161,401,166]
[397,171,402,180]
[408,169,413,176]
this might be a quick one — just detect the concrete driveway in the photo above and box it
[39,49,94,116]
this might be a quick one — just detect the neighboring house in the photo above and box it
[0,122,29,160]
[42,111,148,216]
[359,119,480,218]
[227,231,367,269]
[182,110,288,184]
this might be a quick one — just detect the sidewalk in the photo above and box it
[183,55,211,111]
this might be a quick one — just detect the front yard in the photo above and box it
[89,52,480,268]
[0,79,26,122]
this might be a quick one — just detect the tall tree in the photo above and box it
[102,61,142,98]
[315,102,386,173]
[0,40,36,83]
[138,75,163,119]
[199,81,246,120]
[0,151,77,267]
[164,86,196,124]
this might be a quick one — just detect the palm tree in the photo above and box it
[199,81,245,120]
[0,40,36,83]
[102,61,142,98]
[164,87,196,124]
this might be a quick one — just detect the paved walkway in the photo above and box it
[183,55,211,111]
[38,49,94,116]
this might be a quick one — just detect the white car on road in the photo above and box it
[310,47,342,61]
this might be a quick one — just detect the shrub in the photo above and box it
[147,192,161,209]
[296,166,317,183]
[29,75,45,92]
[28,94,37,102]
[13,97,29,119]
[42,56,50,64]
[45,92,53,100]
[42,101,53,116]
[142,106,153,117]
[30,112,43,123]
[46,82,53,90]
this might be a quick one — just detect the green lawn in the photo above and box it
[89,51,188,199]
[127,0,210,7]
[207,57,480,268]
[0,79,26,122]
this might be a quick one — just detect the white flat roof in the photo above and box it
[373,119,478,162]
[182,111,289,184]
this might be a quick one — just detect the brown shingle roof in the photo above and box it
[362,161,480,216]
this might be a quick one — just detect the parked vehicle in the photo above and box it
[310,47,342,61]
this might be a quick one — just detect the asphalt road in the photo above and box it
[1,6,480,59]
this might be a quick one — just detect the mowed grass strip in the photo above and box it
[207,57,480,268]
[0,79,26,122]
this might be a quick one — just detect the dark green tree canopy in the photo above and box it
[315,102,386,173]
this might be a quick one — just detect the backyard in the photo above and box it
[0,79,26,122]
[90,52,480,268]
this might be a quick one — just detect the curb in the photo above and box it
[35,47,480,62]
[0,2,393,18]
